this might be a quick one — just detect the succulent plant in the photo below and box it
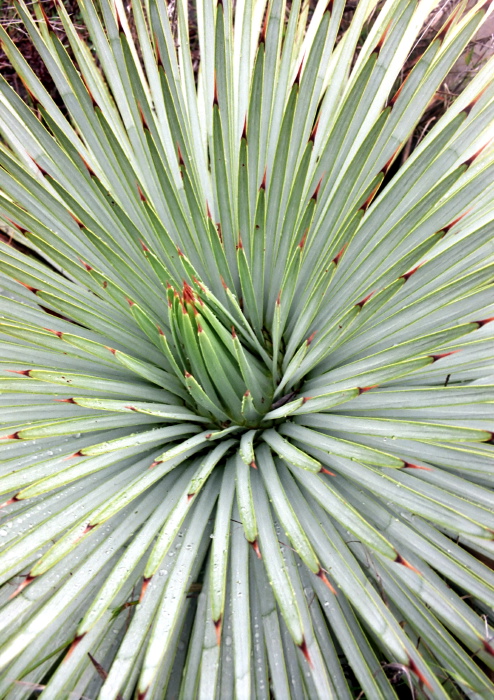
[0,0,494,697]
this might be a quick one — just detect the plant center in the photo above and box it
[161,280,275,428]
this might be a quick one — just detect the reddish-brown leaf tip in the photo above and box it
[0,431,20,441]
[192,277,206,292]
[139,577,151,602]
[320,466,336,476]
[355,291,374,308]
[381,145,401,175]
[81,75,97,107]
[63,450,84,461]
[154,32,163,67]
[214,617,222,646]
[0,496,19,510]
[387,76,408,109]
[442,209,472,235]
[250,461,258,469]
[463,85,489,117]
[4,218,28,234]
[475,317,494,328]
[79,259,93,271]
[260,167,267,191]
[68,211,84,228]
[360,181,382,212]
[395,553,421,575]
[80,154,96,177]
[357,385,378,394]
[87,652,112,682]
[250,539,262,559]
[64,634,85,661]
[374,21,392,55]
[81,523,95,537]
[407,656,433,690]
[16,280,39,294]
[7,369,32,376]
[311,176,323,201]
[482,639,494,656]
[137,101,149,130]
[43,327,63,338]
[9,574,35,599]
[402,462,432,471]
[306,331,317,346]
[260,7,268,43]
[55,398,76,403]
[213,71,219,107]
[29,156,49,177]
[182,280,195,305]
[316,567,337,594]
[115,7,125,33]
[332,243,347,266]
[137,183,147,202]
[430,350,459,362]
[462,140,492,168]
[400,262,424,281]
[19,75,37,102]
[299,638,314,668]
[309,116,320,143]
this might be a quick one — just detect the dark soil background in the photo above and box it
[1,0,493,127]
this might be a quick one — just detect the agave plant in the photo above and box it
[0,0,494,696]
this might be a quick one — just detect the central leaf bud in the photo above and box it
[160,280,274,427]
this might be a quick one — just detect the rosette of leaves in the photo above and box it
[0,0,494,697]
